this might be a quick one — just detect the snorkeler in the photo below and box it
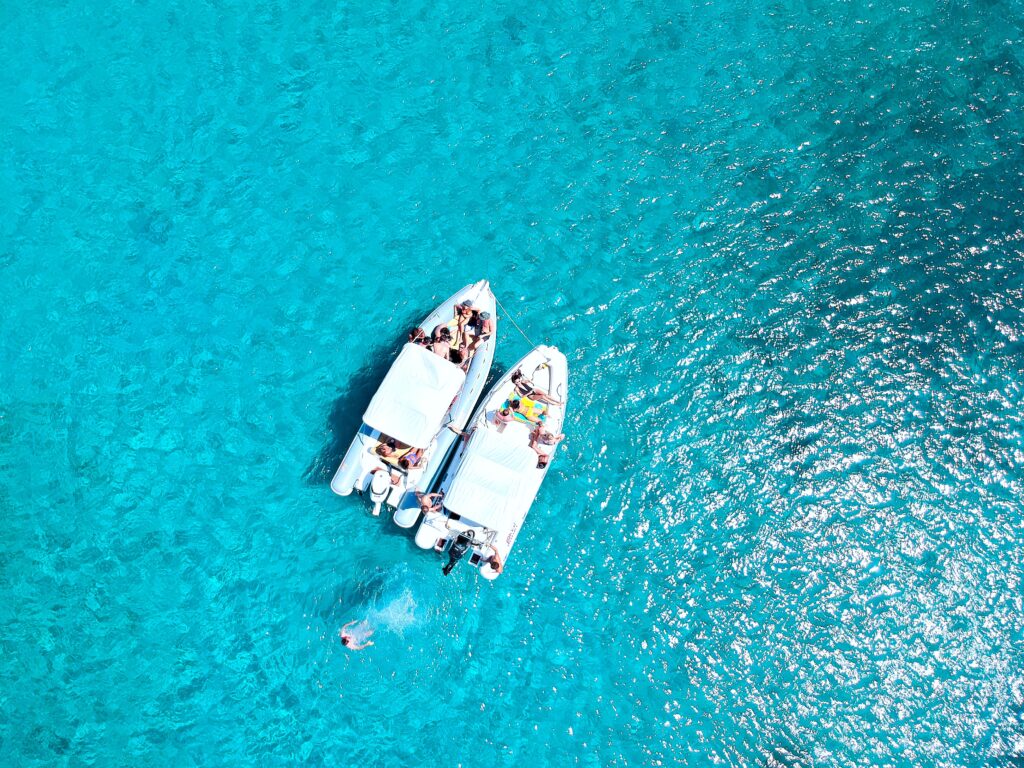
[339,620,375,650]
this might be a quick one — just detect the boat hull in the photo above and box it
[416,344,568,577]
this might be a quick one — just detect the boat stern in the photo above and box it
[330,429,377,497]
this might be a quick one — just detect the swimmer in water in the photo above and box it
[339,620,375,650]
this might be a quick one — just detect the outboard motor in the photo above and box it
[442,530,475,576]
[369,470,391,517]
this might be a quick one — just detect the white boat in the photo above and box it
[413,344,568,578]
[331,280,497,516]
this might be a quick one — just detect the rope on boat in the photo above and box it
[494,294,537,350]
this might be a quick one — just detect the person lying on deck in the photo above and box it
[376,438,416,463]
[375,438,398,458]
[529,425,565,468]
[507,398,545,424]
[511,369,562,405]
[398,448,423,470]
[408,327,429,346]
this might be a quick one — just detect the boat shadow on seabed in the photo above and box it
[303,355,396,486]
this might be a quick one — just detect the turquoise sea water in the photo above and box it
[3,1,1024,765]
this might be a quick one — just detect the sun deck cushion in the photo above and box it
[443,427,539,529]
[363,343,466,448]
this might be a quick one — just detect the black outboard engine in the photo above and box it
[442,530,475,576]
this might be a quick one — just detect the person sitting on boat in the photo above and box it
[529,425,565,468]
[454,300,478,330]
[467,311,494,354]
[340,620,375,650]
[484,547,504,576]
[415,491,444,515]
[408,327,429,346]
[430,325,453,360]
[492,405,514,428]
[446,424,473,441]
[511,369,562,405]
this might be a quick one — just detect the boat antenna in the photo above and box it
[494,294,537,349]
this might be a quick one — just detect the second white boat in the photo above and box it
[413,344,568,578]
